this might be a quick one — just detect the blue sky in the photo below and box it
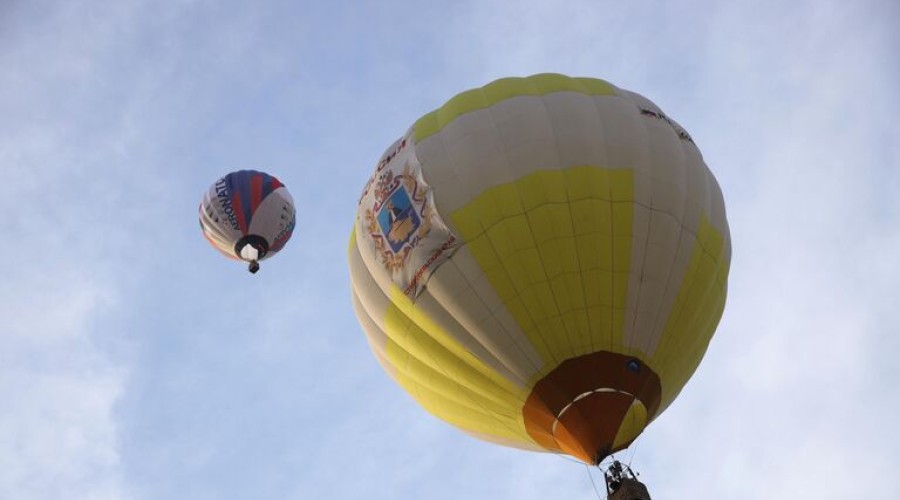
[2,1,898,498]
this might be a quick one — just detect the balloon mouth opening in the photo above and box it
[550,388,637,437]
[552,389,649,465]
[522,351,662,465]
[235,235,269,273]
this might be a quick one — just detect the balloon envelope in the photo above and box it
[349,74,730,464]
[199,170,296,272]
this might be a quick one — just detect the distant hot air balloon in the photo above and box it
[348,74,731,466]
[199,170,296,273]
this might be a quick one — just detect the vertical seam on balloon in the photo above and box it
[473,96,558,369]
[351,233,525,409]
[442,258,539,383]
[534,89,581,361]
[390,290,534,444]
[199,198,234,244]
[355,216,538,434]
[231,171,254,232]
[542,84,588,356]
[398,299,524,405]
[591,94,619,354]
[387,297,527,419]
[652,218,726,404]
[565,179,595,355]
[644,139,693,358]
[647,224,691,365]
[250,174,263,215]
[626,93,656,359]
[498,83,564,366]
[413,125,544,383]
[587,94,614,354]
[394,311,516,416]
[232,191,249,235]
[669,157,716,366]
[580,95,610,355]
[665,229,725,399]
[431,109,549,378]
[639,130,686,357]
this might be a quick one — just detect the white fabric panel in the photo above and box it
[591,94,650,172]
[414,126,457,187]
[632,203,652,240]
[642,237,680,284]
[542,92,609,169]
[490,95,557,147]
[416,258,537,386]
[351,289,399,380]
[470,271,507,314]
[619,89,662,114]
[352,183,539,386]
[708,167,730,237]
[494,96,562,180]
[694,163,714,221]
[681,145,709,234]
[247,188,292,250]
[405,288,528,387]
[351,230,530,404]
[444,248,545,376]
[348,235,397,346]
[447,125,507,188]
[426,128,506,214]
[647,209,683,248]
[651,179,687,222]
[615,88,705,357]
[643,226,699,354]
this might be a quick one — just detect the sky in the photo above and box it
[1,0,898,498]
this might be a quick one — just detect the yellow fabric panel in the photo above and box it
[518,169,569,210]
[383,333,516,418]
[650,216,730,407]
[612,401,648,450]
[451,166,634,380]
[378,285,541,447]
[384,287,525,407]
[347,227,358,255]
[413,74,617,142]
[564,167,611,201]
[490,181,526,219]
[386,353,533,445]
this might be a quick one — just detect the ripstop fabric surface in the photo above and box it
[199,170,296,264]
[349,74,731,464]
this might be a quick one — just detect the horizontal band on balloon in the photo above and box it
[413,74,617,142]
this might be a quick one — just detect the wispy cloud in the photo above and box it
[1,0,897,499]
[0,2,150,498]
[631,1,900,497]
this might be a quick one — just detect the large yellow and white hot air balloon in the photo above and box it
[348,73,730,465]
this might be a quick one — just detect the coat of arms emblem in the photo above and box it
[357,133,459,298]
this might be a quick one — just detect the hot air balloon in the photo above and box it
[348,74,730,466]
[199,170,296,273]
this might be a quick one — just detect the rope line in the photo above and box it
[585,464,604,500]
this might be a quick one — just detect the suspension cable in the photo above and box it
[585,464,604,499]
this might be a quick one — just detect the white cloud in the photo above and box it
[628,1,900,497]
[0,2,151,499]
[0,262,129,499]
[2,1,897,499]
